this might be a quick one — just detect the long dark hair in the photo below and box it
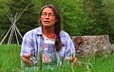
[39,4,62,52]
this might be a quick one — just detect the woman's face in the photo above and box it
[40,7,57,27]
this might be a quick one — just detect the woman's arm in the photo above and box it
[64,34,77,65]
[20,32,36,66]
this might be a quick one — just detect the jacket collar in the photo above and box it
[35,26,43,35]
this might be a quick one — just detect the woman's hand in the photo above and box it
[42,53,52,63]
[67,57,78,66]
[21,53,33,66]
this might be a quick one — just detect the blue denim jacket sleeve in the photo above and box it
[20,31,35,56]
[59,30,76,60]
[64,35,75,58]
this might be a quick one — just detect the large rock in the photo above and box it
[72,35,113,56]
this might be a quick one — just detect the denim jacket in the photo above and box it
[20,26,75,66]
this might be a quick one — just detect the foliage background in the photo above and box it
[0,0,114,43]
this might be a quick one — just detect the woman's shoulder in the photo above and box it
[60,30,70,37]
[24,26,42,36]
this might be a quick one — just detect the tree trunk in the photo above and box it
[72,35,113,56]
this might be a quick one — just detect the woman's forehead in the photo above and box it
[42,7,54,13]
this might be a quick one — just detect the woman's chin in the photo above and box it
[42,23,49,26]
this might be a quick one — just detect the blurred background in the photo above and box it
[0,0,114,44]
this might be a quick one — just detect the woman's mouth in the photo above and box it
[44,21,50,23]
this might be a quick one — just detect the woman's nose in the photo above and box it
[45,14,49,18]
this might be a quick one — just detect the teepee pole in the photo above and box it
[0,25,12,45]
[8,23,15,44]
[15,28,19,45]
[15,25,23,39]
[0,3,31,45]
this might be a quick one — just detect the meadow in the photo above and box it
[0,44,114,72]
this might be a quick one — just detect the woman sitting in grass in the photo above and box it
[20,4,77,68]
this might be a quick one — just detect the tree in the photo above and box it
[57,0,94,36]
[0,0,39,43]
[83,0,112,35]
[38,0,58,6]
[0,0,11,41]
[103,0,114,42]
[9,0,38,36]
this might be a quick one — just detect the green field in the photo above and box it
[0,44,114,72]
[0,45,21,72]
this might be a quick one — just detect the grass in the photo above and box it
[0,44,21,72]
[0,44,114,72]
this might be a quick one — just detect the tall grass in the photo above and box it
[91,55,114,72]
[0,44,114,72]
[0,44,21,72]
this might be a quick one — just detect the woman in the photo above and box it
[20,4,76,67]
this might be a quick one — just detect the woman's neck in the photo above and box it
[43,26,54,34]
[42,26,56,39]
